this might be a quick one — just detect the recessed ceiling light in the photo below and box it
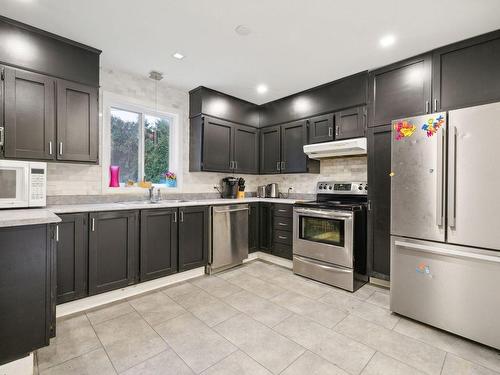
[173,52,184,60]
[235,25,252,36]
[256,84,268,94]
[379,34,396,48]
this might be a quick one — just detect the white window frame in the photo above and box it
[102,91,182,193]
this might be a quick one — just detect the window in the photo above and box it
[108,105,178,186]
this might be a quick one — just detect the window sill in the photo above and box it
[103,185,182,194]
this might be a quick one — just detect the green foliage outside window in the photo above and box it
[144,116,170,183]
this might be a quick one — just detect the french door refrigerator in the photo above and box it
[390,101,500,350]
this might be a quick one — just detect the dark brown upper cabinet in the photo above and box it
[56,213,88,304]
[56,80,98,163]
[190,115,259,174]
[432,31,500,112]
[368,54,432,127]
[178,206,209,271]
[3,66,55,160]
[281,120,309,173]
[308,113,334,144]
[233,125,259,174]
[335,106,366,140]
[140,208,178,282]
[88,210,139,295]
[260,125,281,174]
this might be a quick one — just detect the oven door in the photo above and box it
[0,160,29,208]
[293,207,353,268]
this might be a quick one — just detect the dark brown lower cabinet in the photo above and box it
[56,213,88,304]
[178,206,209,271]
[0,224,55,365]
[367,125,392,280]
[88,211,139,295]
[259,202,273,253]
[140,208,178,281]
[249,203,259,253]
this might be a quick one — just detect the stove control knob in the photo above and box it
[318,185,323,190]
[358,185,363,190]
[365,185,368,190]
[328,186,333,190]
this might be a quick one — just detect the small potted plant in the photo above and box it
[164,171,177,188]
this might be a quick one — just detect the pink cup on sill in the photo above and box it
[109,165,120,187]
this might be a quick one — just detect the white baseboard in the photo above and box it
[57,267,205,318]
[0,353,33,375]
[57,252,291,318]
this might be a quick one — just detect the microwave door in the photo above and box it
[0,164,29,208]
[447,102,500,250]
[390,113,446,242]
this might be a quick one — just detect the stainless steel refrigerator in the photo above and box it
[390,101,500,350]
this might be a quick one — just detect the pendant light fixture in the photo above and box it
[148,70,163,144]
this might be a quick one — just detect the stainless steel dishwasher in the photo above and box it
[207,204,249,274]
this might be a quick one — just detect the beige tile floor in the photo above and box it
[36,260,500,375]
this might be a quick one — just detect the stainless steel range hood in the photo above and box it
[303,137,367,159]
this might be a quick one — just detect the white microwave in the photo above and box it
[0,160,47,209]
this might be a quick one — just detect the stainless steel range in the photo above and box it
[293,181,368,292]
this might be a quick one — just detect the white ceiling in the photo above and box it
[2,0,500,104]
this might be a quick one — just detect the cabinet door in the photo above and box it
[56,213,88,304]
[0,225,52,364]
[335,106,366,140]
[308,113,334,144]
[368,54,431,127]
[433,32,500,111]
[248,203,259,253]
[281,120,307,173]
[202,116,233,172]
[260,125,281,174]
[140,208,178,281]
[56,80,98,162]
[89,211,138,295]
[259,203,273,252]
[233,125,259,174]
[179,206,209,271]
[367,125,392,280]
[3,67,55,160]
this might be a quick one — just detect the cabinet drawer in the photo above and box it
[274,230,292,245]
[273,216,292,231]
[274,204,293,218]
[273,243,293,260]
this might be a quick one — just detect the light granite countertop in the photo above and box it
[47,197,300,214]
[0,198,300,227]
[0,209,61,228]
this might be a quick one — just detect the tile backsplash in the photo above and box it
[47,67,367,199]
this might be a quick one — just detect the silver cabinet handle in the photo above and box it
[0,126,4,147]
[436,127,445,226]
[449,127,458,228]
[276,162,281,171]
[213,207,249,213]
[434,99,438,112]
[59,142,63,155]
[49,141,53,155]
[281,161,286,171]
[55,225,59,242]
[278,235,288,240]
[425,101,430,114]
[328,127,333,137]
[173,211,177,223]
[91,218,95,231]
[277,209,287,212]
[234,161,238,170]
[278,222,287,226]
[229,161,233,169]
[336,127,340,137]
[180,210,184,222]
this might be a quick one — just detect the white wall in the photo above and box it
[47,67,366,197]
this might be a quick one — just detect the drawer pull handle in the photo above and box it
[278,235,288,240]
[278,209,287,212]
[278,222,287,226]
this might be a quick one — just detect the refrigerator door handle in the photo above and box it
[436,128,445,226]
[449,127,458,228]
[394,240,500,264]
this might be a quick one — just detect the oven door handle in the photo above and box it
[294,208,353,219]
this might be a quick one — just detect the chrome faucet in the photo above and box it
[149,186,160,203]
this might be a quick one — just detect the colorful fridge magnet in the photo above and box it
[421,114,445,137]
[394,120,416,140]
